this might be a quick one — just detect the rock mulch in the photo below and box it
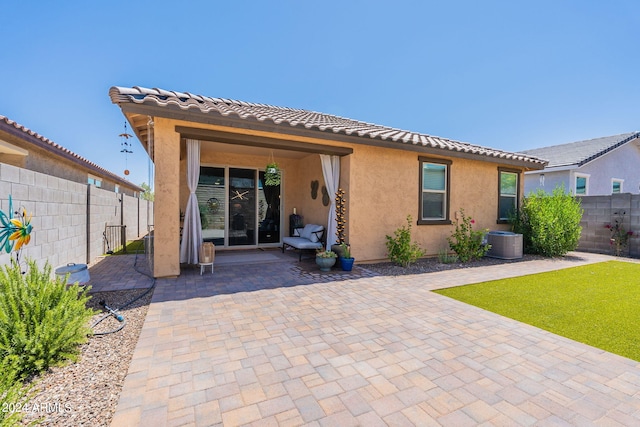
[19,288,153,427]
[361,253,545,276]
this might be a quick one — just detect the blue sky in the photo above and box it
[1,1,638,189]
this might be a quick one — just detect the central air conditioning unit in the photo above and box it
[485,231,523,259]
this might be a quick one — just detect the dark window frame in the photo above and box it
[497,167,520,224]
[418,157,452,225]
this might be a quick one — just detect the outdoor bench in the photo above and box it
[281,224,325,261]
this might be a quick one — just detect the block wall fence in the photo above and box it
[577,194,640,258]
[0,162,153,271]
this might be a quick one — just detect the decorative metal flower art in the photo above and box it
[0,196,33,254]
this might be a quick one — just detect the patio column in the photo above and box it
[320,154,340,250]
[179,139,203,264]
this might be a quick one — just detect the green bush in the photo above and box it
[0,364,35,427]
[385,215,425,267]
[510,187,583,257]
[447,209,491,262]
[0,260,95,379]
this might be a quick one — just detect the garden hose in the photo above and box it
[91,249,156,336]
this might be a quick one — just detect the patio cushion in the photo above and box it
[299,224,324,243]
[282,237,323,250]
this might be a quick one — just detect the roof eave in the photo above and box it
[114,101,546,170]
[0,118,143,192]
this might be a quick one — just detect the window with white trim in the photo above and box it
[574,173,589,195]
[612,179,623,194]
[498,168,519,222]
[418,157,451,224]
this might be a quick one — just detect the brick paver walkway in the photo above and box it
[110,252,640,426]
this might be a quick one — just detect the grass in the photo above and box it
[433,261,640,361]
[109,239,145,255]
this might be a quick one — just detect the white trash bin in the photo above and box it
[55,263,90,285]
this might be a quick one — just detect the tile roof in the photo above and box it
[0,115,142,190]
[519,132,640,168]
[110,86,547,167]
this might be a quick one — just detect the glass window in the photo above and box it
[498,170,519,221]
[575,176,587,195]
[88,176,102,188]
[612,180,622,194]
[419,158,451,223]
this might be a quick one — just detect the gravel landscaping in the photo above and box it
[19,288,153,427]
[362,253,545,276]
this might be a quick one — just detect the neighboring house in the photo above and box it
[0,115,150,270]
[110,86,546,278]
[0,115,142,196]
[520,132,640,196]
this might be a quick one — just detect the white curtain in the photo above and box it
[180,139,203,264]
[320,154,340,250]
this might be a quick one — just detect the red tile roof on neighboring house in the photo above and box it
[0,115,142,191]
[110,86,547,168]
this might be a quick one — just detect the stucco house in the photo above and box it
[110,86,546,278]
[0,115,142,196]
[520,132,640,196]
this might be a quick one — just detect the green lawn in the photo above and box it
[109,239,145,255]
[433,261,640,361]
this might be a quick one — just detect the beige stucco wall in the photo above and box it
[153,118,181,277]
[346,144,513,261]
[152,117,522,275]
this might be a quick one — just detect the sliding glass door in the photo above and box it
[229,168,255,246]
[197,166,280,247]
[197,167,225,246]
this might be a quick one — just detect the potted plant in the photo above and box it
[339,243,355,271]
[315,250,337,272]
[264,162,281,186]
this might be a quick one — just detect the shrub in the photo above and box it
[447,209,490,262]
[510,187,583,257]
[437,249,459,264]
[0,364,35,426]
[605,211,634,256]
[385,215,425,267]
[0,260,95,379]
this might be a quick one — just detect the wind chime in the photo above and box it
[119,122,133,176]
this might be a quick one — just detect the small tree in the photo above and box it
[385,215,425,267]
[510,186,583,257]
[140,182,154,201]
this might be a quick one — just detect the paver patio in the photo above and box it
[104,251,640,426]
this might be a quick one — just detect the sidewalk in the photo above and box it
[111,252,640,426]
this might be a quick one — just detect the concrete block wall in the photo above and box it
[578,194,640,258]
[0,163,86,271]
[1,162,153,271]
[124,195,139,240]
[139,199,153,236]
[88,185,122,262]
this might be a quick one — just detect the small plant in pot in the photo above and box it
[339,243,355,271]
[316,250,337,272]
[264,162,281,186]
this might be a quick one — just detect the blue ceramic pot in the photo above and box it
[340,257,355,271]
